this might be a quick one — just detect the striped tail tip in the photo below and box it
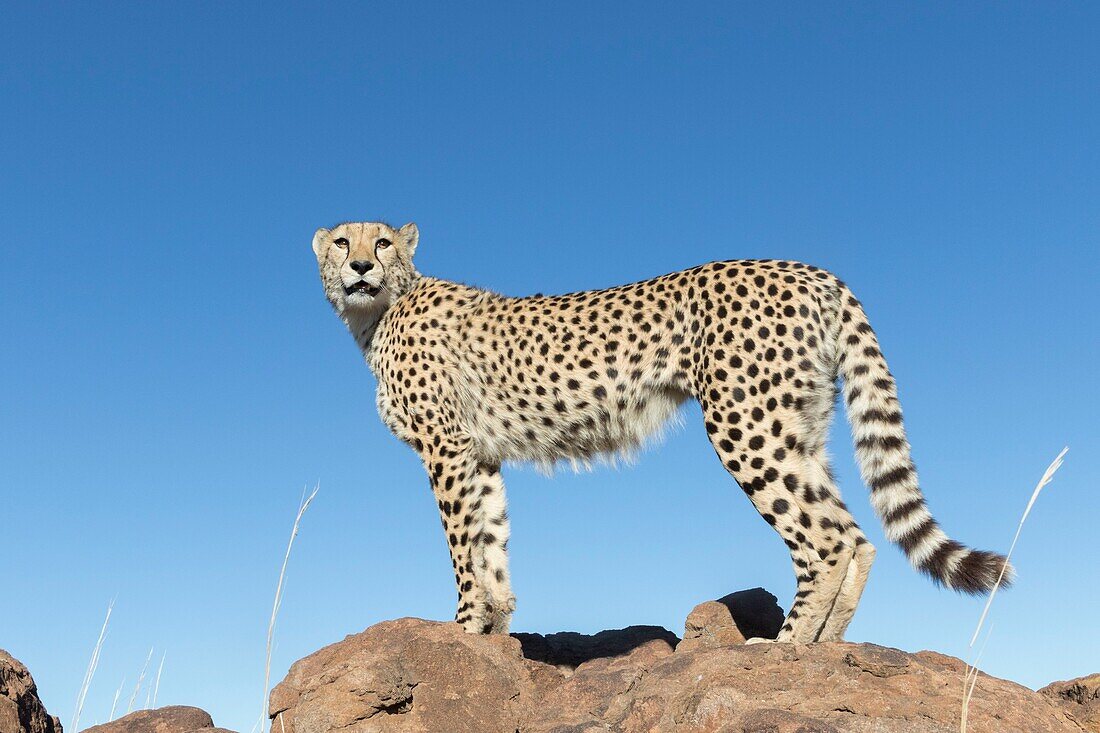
[921,546,1015,596]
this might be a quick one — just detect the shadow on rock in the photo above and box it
[513,624,679,669]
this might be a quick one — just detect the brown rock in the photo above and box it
[268,617,544,733]
[738,708,840,733]
[82,707,214,733]
[605,643,1081,732]
[680,588,785,652]
[529,634,678,731]
[268,596,1085,733]
[1042,674,1100,732]
[0,649,61,733]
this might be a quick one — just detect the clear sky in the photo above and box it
[1,3,1097,731]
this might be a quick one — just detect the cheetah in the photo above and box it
[312,220,1012,642]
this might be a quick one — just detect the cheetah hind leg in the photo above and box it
[792,440,875,638]
[788,440,873,641]
[698,388,852,643]
[771,447,864,642]
[744,547,852,644]
[818,538,876,641]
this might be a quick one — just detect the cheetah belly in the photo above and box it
[465,381,691,468]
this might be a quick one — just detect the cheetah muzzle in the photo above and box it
[312,220,1014,642]
[344,281,382,297]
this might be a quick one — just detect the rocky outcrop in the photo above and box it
[268,591,1089,733]
[0,649,61,733]
[81,706,215,733]
[269,618,534,733]
[1042,674,1100,733]
[679,587,784,651]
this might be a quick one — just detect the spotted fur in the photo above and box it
[313,221,1012,641]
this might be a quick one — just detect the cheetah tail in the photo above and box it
[835,285,1013,595]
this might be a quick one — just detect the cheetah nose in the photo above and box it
[350,260,374,275]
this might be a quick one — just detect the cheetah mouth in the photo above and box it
[344,281,382,297]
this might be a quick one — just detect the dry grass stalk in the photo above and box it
[152,650,166,707]
[109,676,125,721]
[127,646,154,714]
[960,446,1068,733]
[71,599,114,733]
[256,484,320,733]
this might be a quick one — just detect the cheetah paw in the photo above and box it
[488,608,514,635]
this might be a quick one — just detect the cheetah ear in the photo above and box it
[399,222,419,258]
[312,228,328,257]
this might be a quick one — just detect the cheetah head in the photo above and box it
[312,221,419,315]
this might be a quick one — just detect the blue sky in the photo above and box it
[1,2,1097,730]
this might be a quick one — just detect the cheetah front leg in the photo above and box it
[422,447,495,634]
[469,463,515,634]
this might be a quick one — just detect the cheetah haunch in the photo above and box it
[311,221,1012,642]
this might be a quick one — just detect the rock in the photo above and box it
[81,706,214,733]
[627,644,1085,732]
[0,649,61,733]
[268,618,542,733]
[184,729,238,733]
[269,594,1086,733]
[1042,674,1100,732]
[530,633,679,730]
[680,588,785,651]
[737,708,840,733]
[536,641,1082,732]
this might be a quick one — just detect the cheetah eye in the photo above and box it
[333,237,349,248]
[376,238,392,249]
